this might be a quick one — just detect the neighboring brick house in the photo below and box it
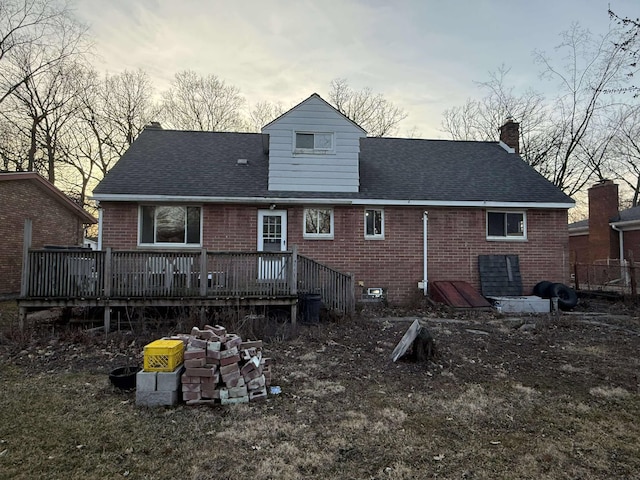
[93,93,574,305]
[569,180,640,265]
[0,172,97,298]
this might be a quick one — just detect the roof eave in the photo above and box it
[92,193,574,209]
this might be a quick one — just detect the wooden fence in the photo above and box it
[21,248,355,315]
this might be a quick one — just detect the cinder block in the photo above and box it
[136,370,157,392]
[221,395,249,405]
[136,390,178,407]
[228,385,248,398]
[249,387,268,402]
[207,341,221,352]
[240,340,263,350]
[157,367,184,392]
[219,388,229,400]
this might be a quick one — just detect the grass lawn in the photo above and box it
[0,303,639,479]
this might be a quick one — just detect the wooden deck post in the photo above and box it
[290,245,298,324]
[199,248,208,297]
[103,248,112,332]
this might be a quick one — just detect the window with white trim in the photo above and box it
[294,132,334,153]
[140,205,202,245]
[487,211,526,240]
[364,208,384,238]
[304,207,333,239]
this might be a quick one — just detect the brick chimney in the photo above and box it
[587,179,619,262]
[499,118,519,154]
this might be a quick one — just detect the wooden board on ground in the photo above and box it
[391,319,421,362]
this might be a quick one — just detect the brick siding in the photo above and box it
[0,180,85,296]
[101,202,569,305]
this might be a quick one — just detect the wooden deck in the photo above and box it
[18,247,355,330]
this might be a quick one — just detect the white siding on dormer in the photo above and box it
[262,95,366,192]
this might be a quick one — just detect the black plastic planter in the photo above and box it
[109,366,138,390]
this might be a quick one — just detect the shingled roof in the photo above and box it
[93,128,574,207]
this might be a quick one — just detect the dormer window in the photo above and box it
[294,132,334,154]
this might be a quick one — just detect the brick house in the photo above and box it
[0,172,97,298]
[569,180,640,265]
[93,93,574,305]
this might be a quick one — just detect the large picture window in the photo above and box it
[487,211,526,240]
[364,208,384,238]
[304,208,333,239]
[140,206,201,245]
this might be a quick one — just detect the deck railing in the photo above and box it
[22,248,355,314]
[297,255,355,314]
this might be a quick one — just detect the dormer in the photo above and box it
[262,93,367,192]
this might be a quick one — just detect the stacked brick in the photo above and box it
[180,325,272,405]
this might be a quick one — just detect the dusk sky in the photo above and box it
[75,0,637,138]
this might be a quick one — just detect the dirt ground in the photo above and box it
[1,299,639,479]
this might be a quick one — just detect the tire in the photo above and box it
[533,281,554,298]
[549,283,578,310]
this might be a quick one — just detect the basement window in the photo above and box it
[140,205,202,246]
[487,211,526,240]
[304,208,333,239]
[294,132,334,154]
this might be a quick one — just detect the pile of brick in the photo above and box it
[180,325,272,405]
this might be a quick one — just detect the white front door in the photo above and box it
[257,210,287,280]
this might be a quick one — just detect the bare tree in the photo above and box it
[441,66,553,169]
[160,70,245,131]
[442,24,633,197]
[245,100,285,132]
[328,78,407,137]
[0,0,88,106]
[612,106,640,206]
[533,24,631,195]
[608,9,640,96]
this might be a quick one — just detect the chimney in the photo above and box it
[588,179,619,262]
[146,121,162,130]
[499,117,519,154]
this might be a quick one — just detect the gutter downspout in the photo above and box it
[610,223,627,285]
[423,211,428,295]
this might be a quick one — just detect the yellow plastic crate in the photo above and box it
[143,340,184,372]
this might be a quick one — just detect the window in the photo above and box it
[295,132,334,153]
[140,205,201,245]
[304,208,333,238]
[487,211,526,239]
[365,208,384,238]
